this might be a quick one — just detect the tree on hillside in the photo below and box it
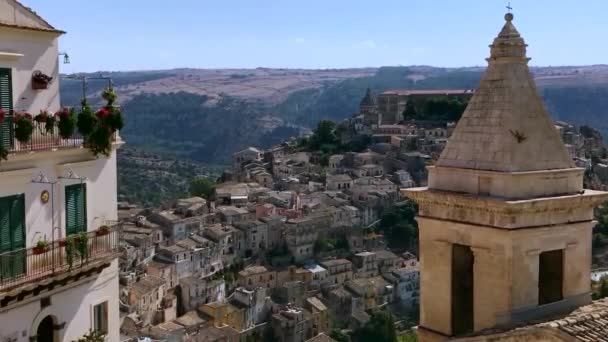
[309,120,338,150]
[330,329,351,342]
[189,176,216,200]
[403,101,418,121]
[353,311,398,342]
[377,200,419,250]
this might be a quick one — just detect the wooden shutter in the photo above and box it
[9,195,25,276]
[0,68,13,150]
[0,195,25,278]
[0,198,11,279]
[66,184,87,235]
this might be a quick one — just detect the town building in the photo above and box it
[405,12,608,341]
[0,2,122,340]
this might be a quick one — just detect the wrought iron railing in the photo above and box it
[0,228,119,292]
[0,108,120,154]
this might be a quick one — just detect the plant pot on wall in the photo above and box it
[31,71,53,90]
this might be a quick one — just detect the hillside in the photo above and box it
[60,65,608,164]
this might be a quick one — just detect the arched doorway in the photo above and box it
[36,316,55,342]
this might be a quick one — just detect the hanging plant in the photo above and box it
[88,126,112,156]
[13,112,33,143]
[102,87,117,106]
[77,105,96,136]
[56,107,76,139]
[32,71,53,90]
[34,110,55,134]
[107,106,124,132]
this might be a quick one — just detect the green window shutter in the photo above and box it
[0,68,13,150]
[66,184,87,235]
[0,195,25,279]
[9,195,25,276]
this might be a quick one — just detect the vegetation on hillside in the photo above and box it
[376,200,419,251]
[117,146,222,207]
[297,120,371,166]
[352,311,398,342]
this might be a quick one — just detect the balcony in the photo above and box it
[0,228,120,295]
[0,109,121,155]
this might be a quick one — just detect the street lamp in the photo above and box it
[58,52,70,64]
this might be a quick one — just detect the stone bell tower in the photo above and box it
[405,13,608,341]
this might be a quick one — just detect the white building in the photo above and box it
[0,2,121,341]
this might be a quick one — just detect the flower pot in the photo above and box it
[33,246,48,255]
[32,80,48,90]
[96,230,109,237]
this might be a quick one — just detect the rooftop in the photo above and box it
[238,265,270,277]
[381,89,474,96]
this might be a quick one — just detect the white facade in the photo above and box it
[0,2,121,341]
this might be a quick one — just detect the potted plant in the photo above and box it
[77,231,89,263]
[65,236,76,269]
[34,110,56,135]
[13,112,33,143]
[56,107,76,139]
[96,225,110,236]
[33,238,49,255]
[32,71,53,90]
[77,104,96,137]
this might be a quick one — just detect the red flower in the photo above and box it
[55,107,70,118]
[0,109,5,124]
[13,112,32,122]
[96,108,110,119]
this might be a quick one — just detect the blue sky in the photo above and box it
[22,0,608,73]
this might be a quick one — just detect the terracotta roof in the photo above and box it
[538,298,608,341]
[381,89,474,96]
[0,21,64,34]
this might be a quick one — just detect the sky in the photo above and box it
[22,0,608,73]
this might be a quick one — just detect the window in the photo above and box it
[93,301,108,334]
[65,183,87,235]
[0,68,13,150]
[0,194,25,278]
[539,250,563,305]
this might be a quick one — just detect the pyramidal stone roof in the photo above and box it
[436,13,574,172]
[360,87,376,107]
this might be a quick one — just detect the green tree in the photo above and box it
[353,311,397,342]
[378,200,419,250]
[189,176,216,199]
[331,329,351,342]
[309,120,338,150]
[403,101,418,121]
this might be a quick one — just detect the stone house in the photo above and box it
[354,164,384,178]
[390,260,420,306]
[345,276,394,312]
[155,244,192,279]
[234,220,269,256]
[233,147,263,169]
[285,217,319,262]
[352,251,379,278]
[147,260,178,290]
[328,155,344,174]
[237,265,277,290]
[203,224,243,264]
[375,250,401,273]
[259,215,285,250]
[325,287,352,327]
[325,174,353,191]
[320,259,353,287]
[217,205,254,225]
[176,235,224,279]
[127,276,167,326]
[276,281,306,307]
[149,210,203,242]
[179,276,226,312]
[174,196,209,217]
[305,297,329,336]
[271,307,315,342]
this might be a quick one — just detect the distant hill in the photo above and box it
[60,65,608,164]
